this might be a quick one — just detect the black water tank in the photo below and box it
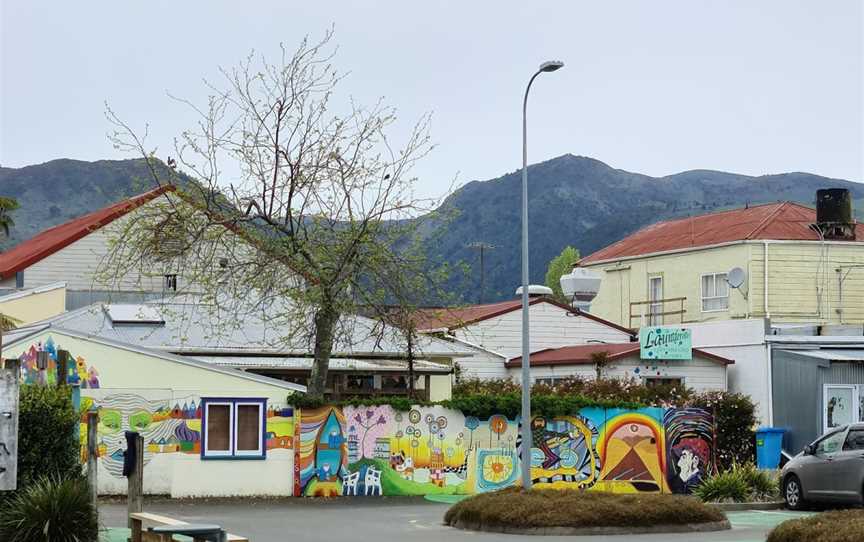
[816,188,853,225]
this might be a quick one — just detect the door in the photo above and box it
[648,276,663,326]
[800,428,848,500]
[824,385,859,433]
[831,427,864,501]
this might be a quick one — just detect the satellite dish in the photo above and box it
[727,267,746,289]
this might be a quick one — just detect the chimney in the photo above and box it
[815,188,856,241]
[515,285,553,298]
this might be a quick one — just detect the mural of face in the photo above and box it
[676,447,700,482]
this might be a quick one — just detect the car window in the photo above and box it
[815,430,846,455]
[843,429,864,451]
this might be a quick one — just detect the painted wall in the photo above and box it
[295,404,715,498]
[11,331,297,497]
[583,241,864,327]
[582,244,751,328]
[451,302,632,360]
[0,283,66,325]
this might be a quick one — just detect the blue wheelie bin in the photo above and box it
[755,427,786,469]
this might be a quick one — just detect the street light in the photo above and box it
[520,59,563,492]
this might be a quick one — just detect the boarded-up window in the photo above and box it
[236,404,261,452]
[202,398,266,459]
[206,404,231,452]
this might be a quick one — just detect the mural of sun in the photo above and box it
[481,453,514,484]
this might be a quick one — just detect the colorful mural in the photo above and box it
[18,336,99,388]
[80,392,294,477]
[296,405,715,497]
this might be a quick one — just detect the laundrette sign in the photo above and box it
[639,326,692,360]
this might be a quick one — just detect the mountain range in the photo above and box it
[2,155,862,303]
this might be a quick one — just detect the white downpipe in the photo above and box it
[766,341,774,426]
[763,241,771,320]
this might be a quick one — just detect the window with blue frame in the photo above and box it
[201,398,267,459]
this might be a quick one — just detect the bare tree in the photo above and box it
[99,30,450,398]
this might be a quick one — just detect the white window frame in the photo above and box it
[202,398,267,460]
[701,272,730,313]
[203,401,235,458]
[233,401,265,457]
[648,275,664,326]
[823,384,861,433]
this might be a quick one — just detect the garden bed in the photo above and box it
[444,488,730,536]
[767,509,864,542]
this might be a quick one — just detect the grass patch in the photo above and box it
[767,509,864,542]
[695,464,779,503]
[444,488,725,529]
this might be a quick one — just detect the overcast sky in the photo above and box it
[1,1,862,198]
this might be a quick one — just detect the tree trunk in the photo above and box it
[307,304,339,398]
[406,329,415,400]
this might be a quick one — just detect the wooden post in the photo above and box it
[127,434,144,528]
[57,349,69,387]
[0,359,19,491]
[87,409,99,513]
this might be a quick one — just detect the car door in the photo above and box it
[800,428,848,501]
[831,428,864,502]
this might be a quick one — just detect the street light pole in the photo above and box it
[520,60,563,492]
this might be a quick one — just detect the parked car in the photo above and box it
[781,423,864,510]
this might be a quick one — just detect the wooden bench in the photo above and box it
[129,512,249,542]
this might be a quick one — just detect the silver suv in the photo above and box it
[781,423,864,510]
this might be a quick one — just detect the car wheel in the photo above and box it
[784,475,807,510]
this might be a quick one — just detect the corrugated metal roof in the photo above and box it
[505,342,733,368]
[0,187,173,279]
[781,349,864,362]
[580,202,864,265]
[194,355,452,373]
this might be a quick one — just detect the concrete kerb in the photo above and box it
[448,519,732,536]
[709,501,786,512]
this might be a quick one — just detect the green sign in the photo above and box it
[639,326,692,360]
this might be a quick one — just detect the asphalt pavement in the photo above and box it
[99,498,813,542]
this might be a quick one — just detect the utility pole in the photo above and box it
[467,242,496,303]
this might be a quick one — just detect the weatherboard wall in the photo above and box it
[515,353,728,392]
[450,302,632,360]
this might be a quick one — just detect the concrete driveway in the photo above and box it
[99,498,811,542]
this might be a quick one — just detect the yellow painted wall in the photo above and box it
[584,241,864,327]
[584,244,751,327]
[0,285,66,325]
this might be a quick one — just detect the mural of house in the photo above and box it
[577,196,864,328]
[505,342,733,391]
[6,325,304,498]
[414,296,635,380]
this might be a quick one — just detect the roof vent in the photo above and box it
[815,188,856,240]
[105,304,165,326]
[515,285,553,298]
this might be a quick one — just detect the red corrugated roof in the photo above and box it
[580,202,864,265]
[0,186,174,279]
[505,342,733,368]
[413,297,634,335]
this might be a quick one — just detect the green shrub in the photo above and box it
[689,391,756,470]
[693,469,750,503]
[444,488,726,529]
[0,474,98,542]
[767,509,864,542]
[694,463,778,503]
[16,385,81,490]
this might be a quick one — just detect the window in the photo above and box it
[824,385,859,432]
[843,429,864,451]
[644,377,684,388]
[164,274,178,292]
[814,429,846,455]
[201,398,266,459]
[648,276,663,325]
[15,271,23,289]
[701,273,729,312]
